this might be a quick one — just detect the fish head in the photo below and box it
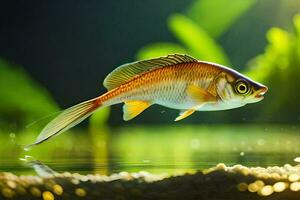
[215,70,268,107]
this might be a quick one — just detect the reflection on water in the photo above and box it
[0,125,299,175]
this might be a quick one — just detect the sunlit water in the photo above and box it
[1,125,299,176]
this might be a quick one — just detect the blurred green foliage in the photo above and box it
[186,0,256,38]
[168,14,230,65]
[89,107,110,128]
[137,0,256,66]
[0,59,58,130]
[136,42,188,61]
[1,0,299,130]
[245,14,300,122]
[137,0,300,123]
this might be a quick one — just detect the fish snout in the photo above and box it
[254,86,268,99]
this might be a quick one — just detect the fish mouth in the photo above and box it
[254,86,268,98]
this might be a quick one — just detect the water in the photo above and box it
[1,125,299,175]
[1,125,300,199]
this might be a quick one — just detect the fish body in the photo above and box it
[25,54,267,149]
[101,60,265,112]
[102,63,217,109]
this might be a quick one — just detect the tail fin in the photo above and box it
[24,97,102,150]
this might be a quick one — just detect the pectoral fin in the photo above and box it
[175,109,196,121]
[187,85,216,103]
[175,102,208,121]
[123,101,151,121]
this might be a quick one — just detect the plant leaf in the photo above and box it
[0,59,58,128]
[136,42,188,60]
[187,0,256,38]
[168,14,231,66]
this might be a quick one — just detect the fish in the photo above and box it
[25,54,267,149]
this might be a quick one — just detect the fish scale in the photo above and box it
[104,64,218,108]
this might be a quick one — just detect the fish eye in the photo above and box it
[235,80,249,95]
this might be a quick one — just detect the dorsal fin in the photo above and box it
[103,54,197,90]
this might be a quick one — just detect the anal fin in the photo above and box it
[123,101,151,121]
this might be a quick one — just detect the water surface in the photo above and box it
[1,125,299,175]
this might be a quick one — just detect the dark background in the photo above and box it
[1,0,299,124]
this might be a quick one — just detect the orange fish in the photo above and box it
[26,54,267,148]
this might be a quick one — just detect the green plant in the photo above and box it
[137,0,256,66]
[186,0,256,38]
[245,14,300,122]
[0,59,58,130]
